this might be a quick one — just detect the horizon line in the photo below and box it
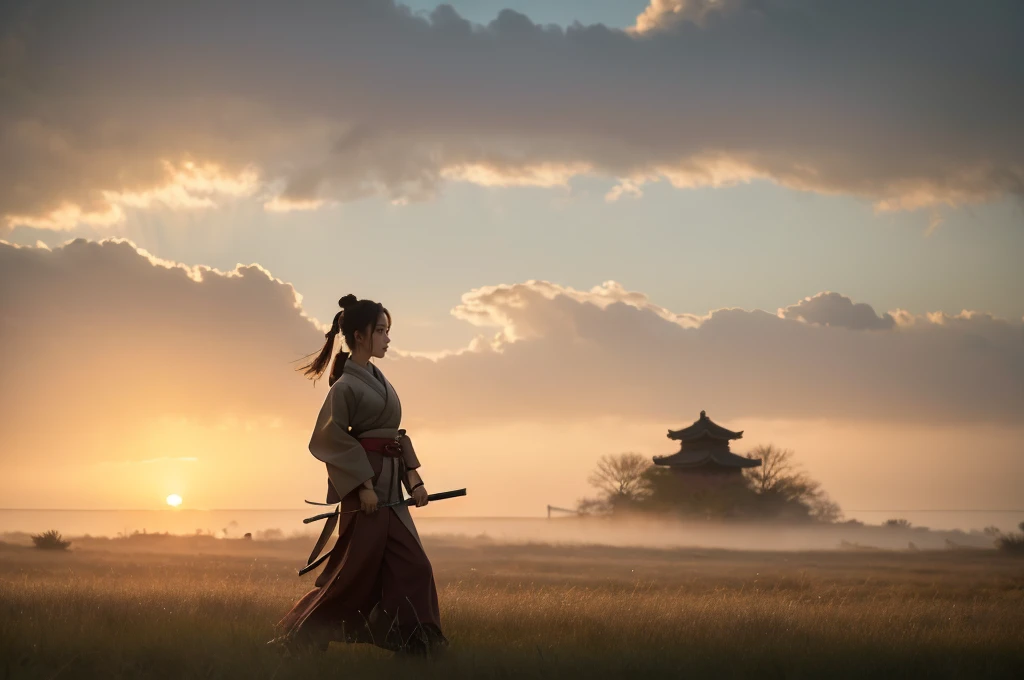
[0,508,545,518]
[1,508,1022,514]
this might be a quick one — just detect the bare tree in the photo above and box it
[744,444,842,522]
[745,444,808,495]
[587,452,652,505]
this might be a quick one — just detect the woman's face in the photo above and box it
[368,311,390,358]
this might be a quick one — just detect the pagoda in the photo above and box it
[652,410,761,476]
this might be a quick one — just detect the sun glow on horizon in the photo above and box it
[166,494,183,507]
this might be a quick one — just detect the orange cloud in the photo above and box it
[2,239,1022,511]
[442,161,592,188]
[4,161,259,231]
[631,0,742,34]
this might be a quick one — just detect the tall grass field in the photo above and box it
[1,534,1022,678]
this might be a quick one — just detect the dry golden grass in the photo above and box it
[1,536,1022,678]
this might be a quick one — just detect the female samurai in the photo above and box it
[273,294,447,656]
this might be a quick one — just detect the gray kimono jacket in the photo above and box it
[308,358,423,547]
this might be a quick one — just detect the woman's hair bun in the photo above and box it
[338,294,358,309]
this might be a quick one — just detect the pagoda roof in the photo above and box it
[652,448,761,469]
[667,410,743,442]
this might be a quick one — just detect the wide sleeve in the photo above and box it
[308,383,375,500]
[399,434,421,470]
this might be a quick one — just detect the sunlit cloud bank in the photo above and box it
[1,239,1021,511]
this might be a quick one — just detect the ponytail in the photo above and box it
[296,310,343,385]
[328,351,348,386]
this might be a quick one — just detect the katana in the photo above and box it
[302,488,467,523]
[296,488,467,576]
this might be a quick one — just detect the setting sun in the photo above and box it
[166,494,182,507]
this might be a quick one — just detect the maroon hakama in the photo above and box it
[276,449,446,654]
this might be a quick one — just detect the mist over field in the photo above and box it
[3,512,1014,555]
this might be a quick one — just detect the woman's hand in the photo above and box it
[358,487,379,514]
[412,485,429,507]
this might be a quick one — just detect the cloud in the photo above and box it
[605,179,645,202]
[632,0,744,33]
[2,239,1021,511]
[0,237,326,467]
[1,157,259,230]
[442,161,590,189]
[779,292,895,330]
[2,0,1021,228]
[385,280,1023,428]
[2,241,1020,467]
[262,196,328,213]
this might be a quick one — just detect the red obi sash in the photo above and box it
[360,437,403,457]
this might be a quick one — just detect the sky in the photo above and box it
[1,0,1022,527]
